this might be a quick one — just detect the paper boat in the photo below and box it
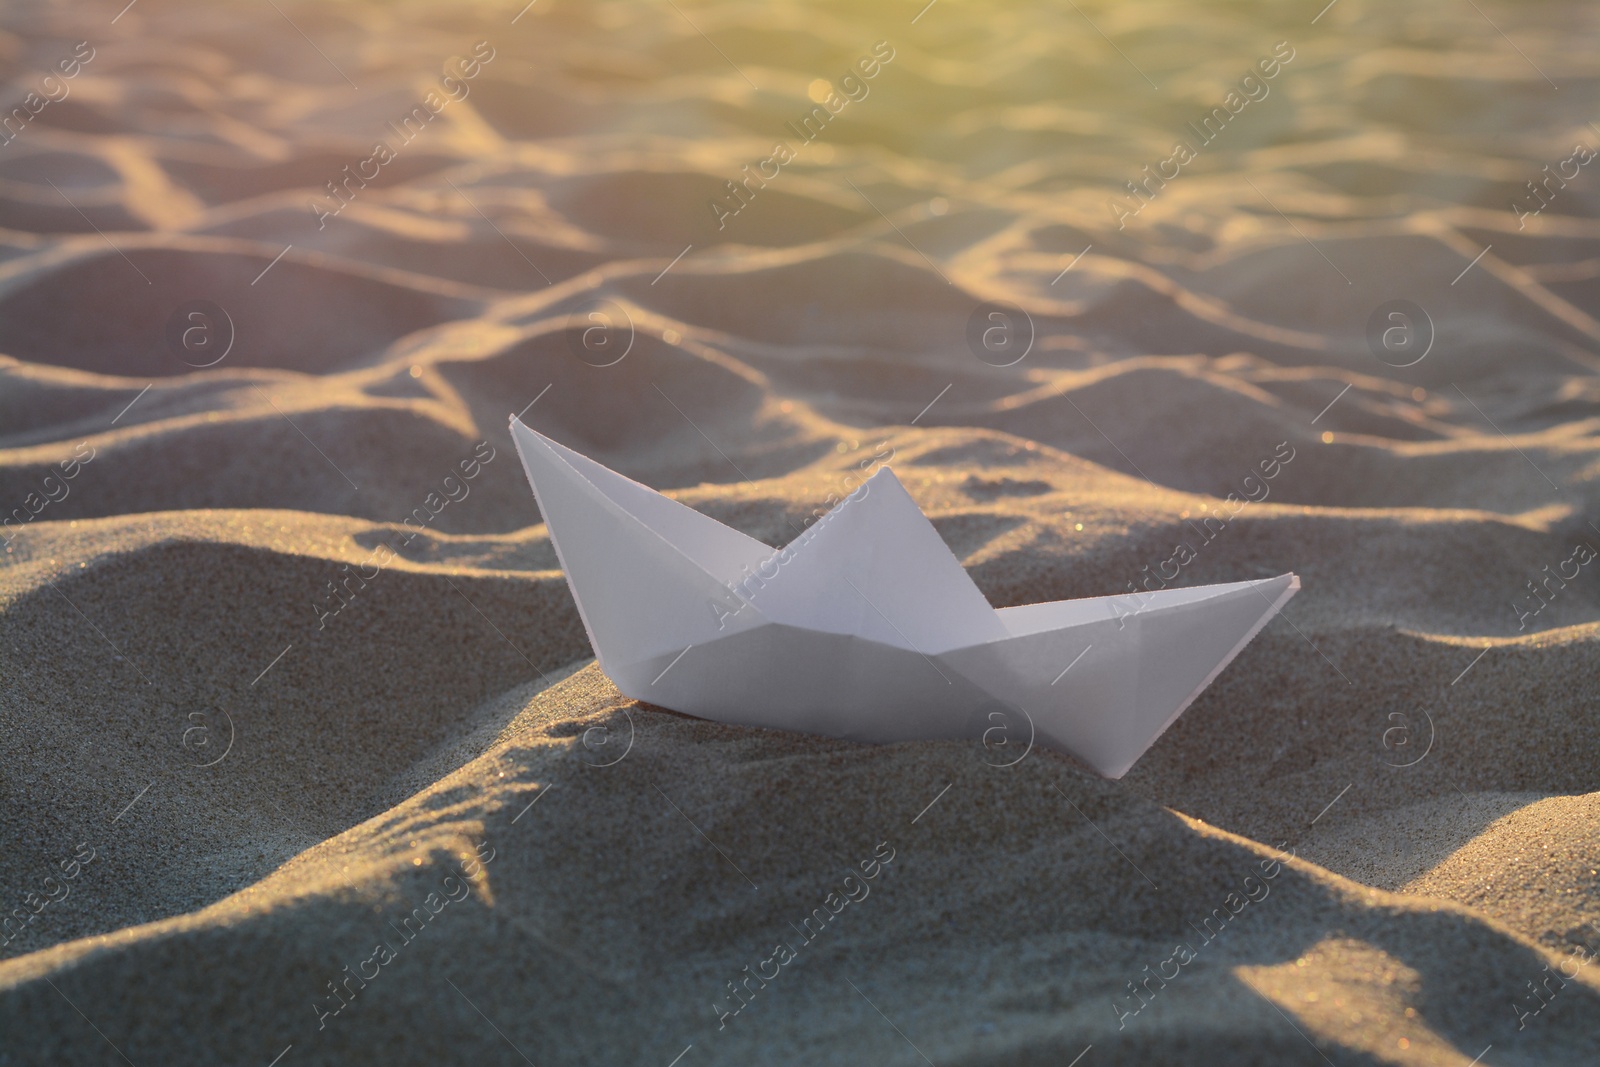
[510,418,1298,778]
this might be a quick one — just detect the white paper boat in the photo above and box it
[510,418,1298,778]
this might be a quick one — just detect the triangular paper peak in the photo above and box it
[741,467,1008,654]
[509,419,772,669]
[513,419,773,584]
[509,417,1299,779]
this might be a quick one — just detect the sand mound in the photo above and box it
[6,666,1599,1065]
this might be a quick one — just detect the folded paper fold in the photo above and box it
[511,417,1299,778]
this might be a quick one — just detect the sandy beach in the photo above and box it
[1,0,1598,1063]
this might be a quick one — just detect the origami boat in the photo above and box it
[510,418,1298,778]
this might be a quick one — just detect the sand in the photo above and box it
[1,0,1598,1063]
